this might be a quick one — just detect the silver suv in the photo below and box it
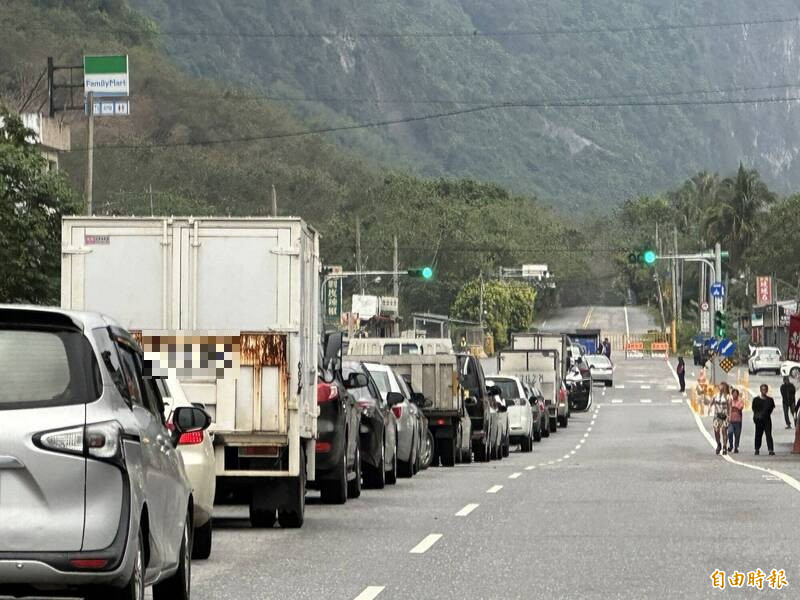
[0,306,210,600]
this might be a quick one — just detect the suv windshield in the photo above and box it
[0,328,99,409]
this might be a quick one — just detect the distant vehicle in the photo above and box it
[585,354,614,387]
[780,360,800,379]
[399,375,434,470]
[343,361,400,488]
[523,381,548,441]
[491,376,534,452]
[348,337,453,356]
[748,347,782,375]
[458,353,497,462]
[312,349,363,504]
[159,376,216,560]
[499,349,567,431]
[0,306,210,600]
[363,363,421,477]
[486,380,510,458]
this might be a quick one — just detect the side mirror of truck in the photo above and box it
[323,331,344,373]
[345,372,369,389]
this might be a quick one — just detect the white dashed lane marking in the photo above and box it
[410,534,442,554]
[640,399,652,404]
[508,472,522,480]
[455,503,479,517]
[525,465,536,471]
[486,485,503,494]
[611,399,623,404]
[640,385,651,390]
[354,586,385,600]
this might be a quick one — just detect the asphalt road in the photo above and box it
[538,305,657,336]
[187,355,800,599]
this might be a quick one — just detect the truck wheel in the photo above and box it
[533,424,542,442]
[278,447,306,528]
[473,439,486,462]
[320,452,348,504]
[250,485,277,527]
[549,416,558,433]
[542,417,550,438]
[502,434,510,457]
[347,446,362,499]
[440,435,456,467]
[462,445,473,463]
[558,414,568,428]
[192,519,212,560]
[386,441,398,485]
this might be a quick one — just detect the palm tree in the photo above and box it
[702,164,775,270]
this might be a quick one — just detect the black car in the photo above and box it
[343,360,400,489]
[311,335,363,504]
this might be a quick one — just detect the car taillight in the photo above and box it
[178,430,204,445]
[436,418,446,426]
[392,405,403,419]
[316,441,332,453]
[36,421,124,465]
[317,382,339,403]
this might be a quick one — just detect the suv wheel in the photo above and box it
[192,519,212,560]
[347,445,362,499]
[386,441,398,484]
[153,514,191,600]
[89,527,145,600]
[320,450,348,504]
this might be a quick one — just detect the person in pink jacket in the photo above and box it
[727,388,744,454]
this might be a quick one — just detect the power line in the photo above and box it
[78,94,800,152]
[133,81,800,107]
[13,15,800,40]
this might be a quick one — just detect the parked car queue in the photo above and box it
[0,305,586,600]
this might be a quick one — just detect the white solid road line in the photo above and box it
[525,465,536,470]
[611,399,623,404]
[640,399,652,404]
[616,385,625,389]
[486,485,503,493]
[455,503,479,517]
[410,534,443,554]
[689,401,800,494]
[353,586,385,600]
[671,399,684,404]
[640,385,651,390]
[508,472,522,479]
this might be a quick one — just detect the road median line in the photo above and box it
[486,484,503,493]
[409,534,442,554]
[354,586,385,600]
[455,503,479,517]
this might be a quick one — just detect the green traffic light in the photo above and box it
[643,250,656,265]
[422,266,433,280]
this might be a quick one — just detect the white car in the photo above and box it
[585,354,614,387]
[491,375,534,452]
[159,377,217,559]
[748,347,782,375]
[781,360,800,379]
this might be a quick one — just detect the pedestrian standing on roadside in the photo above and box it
[780,376,796,429]
[727,388,744,453]
[602,338,612,361]
[708,382,731,455]
[676,357,686,393]
[753,383,776,456]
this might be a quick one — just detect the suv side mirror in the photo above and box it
[487,385,501,397]
[345,372,369,389]
[172,406,211,445]
[386,391,405,407]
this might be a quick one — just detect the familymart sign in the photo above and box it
[84,55,129,96]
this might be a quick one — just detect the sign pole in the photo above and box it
[85,91,94,216]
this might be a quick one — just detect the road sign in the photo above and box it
[325,279,341,321]
[84,55,129,97]
[718,339,736,358]
[710,282,726,298]
[700,301,709,312]
[756,275,773,305]
[92,99,130,117]
[719,357,734,373]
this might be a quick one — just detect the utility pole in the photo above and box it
[479,271,485,329]
[355,216,363,294]
[85,91,94,216]
[674,225,682,322]
[392,235,399,299]
[271,185,278,217]
[654,273,667,334]
[148,184,154,216]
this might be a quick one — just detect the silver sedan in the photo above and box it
[585,354,614,387]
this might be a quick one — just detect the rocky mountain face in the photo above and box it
[129,0,800,208]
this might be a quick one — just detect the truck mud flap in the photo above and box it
[432,425,455,439]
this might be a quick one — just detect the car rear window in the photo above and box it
[493,379,522,399]
[0,328,100,409]
[367,368,392,396]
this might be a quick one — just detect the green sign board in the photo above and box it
[326,279,342,321]
[84,55,129,97]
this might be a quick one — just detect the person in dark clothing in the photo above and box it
[676,357,686,393]
[603,338,612,360]
[780,376,796,429]
[752,384,776,456]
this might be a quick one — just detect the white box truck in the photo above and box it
[61,216,319,528]
[498,349,567,431]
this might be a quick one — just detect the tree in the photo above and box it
[0,109,80,303]
[703,164,775,272]
[451,279,536,348]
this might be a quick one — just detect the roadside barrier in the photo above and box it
[624,341,645,358]
[651,342,669,358]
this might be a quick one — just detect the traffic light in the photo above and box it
[714,311,728,338]
[626,249,657,265]
[407,266,434,280]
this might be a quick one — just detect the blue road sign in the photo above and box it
[718,339,736,358]
[710,282,726,298]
